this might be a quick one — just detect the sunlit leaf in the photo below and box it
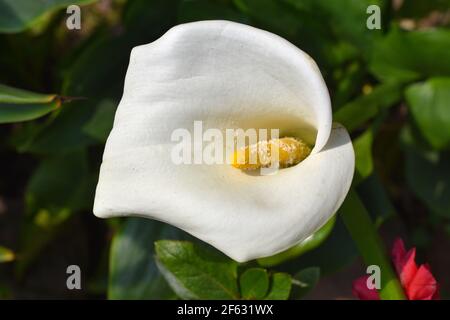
[370,28,450,83]
[405,77,450,150]
[0,83,60,123]
[264,273,291,300]
[239,268,269,299]
[155,240,239,300]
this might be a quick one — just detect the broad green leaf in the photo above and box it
[0,0,96,33]
[264,273,291,300]
[16,150,94,275]
[257,216,336,267]
[0,83,61,123]
[334,81,404,131]
[303,0,385,53]
[239,268,269,300]
[12,102,97,154]
[291,267,320,299]
[233,0,338,71]
[17,36,131,154]
[124,0,179,39]
[0,246,14,263]
[0,102,60,124]
[16,0,179,154]
[178,0,247,23]
[109,218,186,299]
[405,77,450,150]
[82,99,116,142]
[234,0,304,38]
[155,240,239,300]
[25,150,92,220]
[62,36,129,97]
[403,128,450,218]
[0,83,55,103]
[370,28,450,83]
[281,0,385,59]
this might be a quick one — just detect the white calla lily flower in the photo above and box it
[93,21,355,262]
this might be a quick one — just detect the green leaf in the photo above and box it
[332,61,365,109]
[403,128,450,218]
[264,273,291,300]
[178,0,247,23]
[370,28,450,83]
[16,34,129,153]
[234,0,303,38]
[405,77,450,150]
[0,83,55,103]
[19,0,179,154]
[0,83,60,123]
[16,150,94,275]
[109,218,186,299]
[291,267,320,299]
[82,99,116,142]
[12,102,97,154]
[155,240,239,300]
[357,174,397,227]
[334,81,404,132]
[354,128,374,182]
[305,0,385,53]
[281,0,386,63]
[239,268,269,300]
[25,150,92,220]
[257,216,336,267]
[0,0,96,33]
[0,246,14,263]
[340,189,405,300]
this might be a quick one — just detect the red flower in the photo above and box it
[352,238,439,300]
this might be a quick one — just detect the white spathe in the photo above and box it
[93,21,355,262]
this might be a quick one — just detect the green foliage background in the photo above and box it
[0,0,449,299]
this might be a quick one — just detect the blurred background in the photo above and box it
[0,0,449,299]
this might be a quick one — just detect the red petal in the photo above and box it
[406,264,439,300]
[400,248,418,288]
[391,238,418,288]
[391,238,407,274]
[352,276,380,300]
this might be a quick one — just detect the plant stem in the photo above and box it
[340,189,406,300]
